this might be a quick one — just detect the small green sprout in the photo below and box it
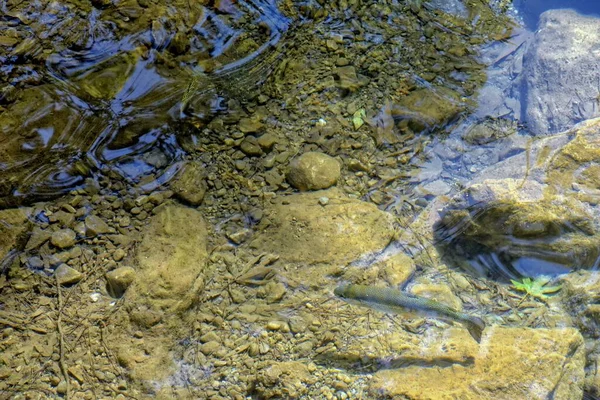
[510,276,562,303]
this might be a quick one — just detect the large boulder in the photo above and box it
[370,327,585,399]
[126,203,208,325]
[250,188,396,265]
[407,118,600,281]
[522,9,600,135]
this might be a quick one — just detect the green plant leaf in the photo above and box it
[352,109,366,130]
[510,276,562,300]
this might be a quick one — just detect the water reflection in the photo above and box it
[433,199,600,281]
[0,0,292,208]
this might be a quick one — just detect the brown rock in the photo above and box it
[376,252,416,287]
[25,227,51,251]
[170,161,206,206]
[126,204,208,316]
[410,283,462,310]
[254,361,317,399]
[240,136,263,156]
[370,327,584,399]
[51,229,76,249]
[287,152,340,191]
[106,266,136,298]
[54,264,83,285]
[238,117,264,134]
[334,66,369,91]
[251,188,395,264]
[85,215,111,236]
[0,208,31,260]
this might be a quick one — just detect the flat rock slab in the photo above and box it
[250,188,396,264]
[370,327,584,399]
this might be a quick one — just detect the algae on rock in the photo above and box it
[127,203,209,318]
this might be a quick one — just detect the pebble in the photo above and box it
[287,152,341,191]
[171,161,207,206]
[259,342,270,354]
[240,137,263,156]
[257,133,278,150]
[227,229,252,245]
[200,331,220,343]
[74,222,86,236]
[288,316,307,334]
[266,321,282,331]
[56,381,68,394]
[105,266,136,297]
[113,248,126,261]
[248,342,260,356]
[118,216,131,227]
[85,215,112,236]
[266,282,286,303]
[26,256,44,269]
[200,341,221,355]
[54,264,83,285]
[25,227,52,250]
[297,340,314,354]
[51,229,77,249]
[238,117,264,134]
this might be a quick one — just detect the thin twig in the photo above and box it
[56,276,70,400]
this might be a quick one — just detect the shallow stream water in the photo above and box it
[2,1,600,399]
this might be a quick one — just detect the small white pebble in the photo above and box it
[319,197,329,206]
[90,293,101,302]
[316,118,327,127]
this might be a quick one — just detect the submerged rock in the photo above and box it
[286,152,340,191]
[170,161,206,206]
[522,10,600,135]
[51,229,77,249]
[376,252,416,287]
[253,361,317,399]
[250,188,395,264]
[370,327,584,399]
[126,204,208,318]
[433,182,600,281]
[54,264,83,285]
[0,208,31,261]
[106,266,136,298]
[394,87,462,133]
[561,271,600,338]
[85,215,112,237]
[407,118,600,281]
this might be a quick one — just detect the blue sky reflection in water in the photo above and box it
[513,0,600,28]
